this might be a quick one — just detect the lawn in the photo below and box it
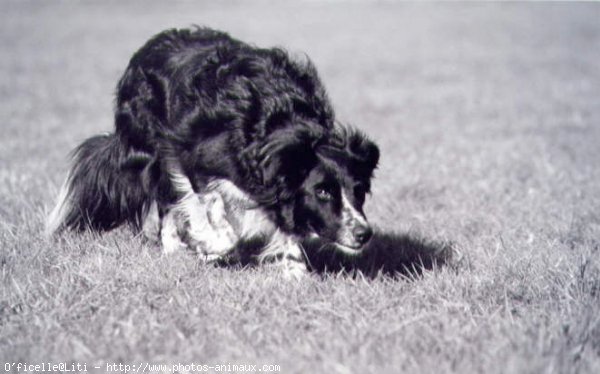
[1,1,599,373]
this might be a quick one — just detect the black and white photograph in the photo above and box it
[1,1,599,373]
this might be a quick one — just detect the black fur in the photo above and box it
[221,231,454,279]
[51,27,379,248]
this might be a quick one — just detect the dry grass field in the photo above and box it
[1,1,599,373]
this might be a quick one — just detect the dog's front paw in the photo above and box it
[188,222,237,257]
[161,210,188,254]
[198,253,224,264]
[280,258,309,280]
[188,190,238,257]
[283,266,308,280]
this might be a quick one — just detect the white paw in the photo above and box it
[281,260,309,280]
[188,191,238,257]
[162,230,188,254]
[199,253,224,264]
[161,210,188,254]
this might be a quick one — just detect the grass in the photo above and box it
[1,1,600,373]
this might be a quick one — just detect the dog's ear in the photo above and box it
[256,127,322,202]
[319,127,380,178]
[347,130,380,175]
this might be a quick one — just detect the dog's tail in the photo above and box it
[46,133,153,236]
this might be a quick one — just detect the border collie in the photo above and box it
[46,27,379,277]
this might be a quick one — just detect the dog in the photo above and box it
[46,27,379,277]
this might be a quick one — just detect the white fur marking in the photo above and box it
[157,174,308,276]
[207,179,276,239]
[259,229,307,279]
[161,209,188,254]
[342,192,367,227]
[336,191,369,251]
[208,179,307,277]
[168,172,237,256]
[45,177,71,237]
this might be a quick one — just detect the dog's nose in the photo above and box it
[353,225,373,246]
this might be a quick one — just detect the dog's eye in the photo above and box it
[315,188,333,202]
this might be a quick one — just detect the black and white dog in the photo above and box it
[47,27,379,277]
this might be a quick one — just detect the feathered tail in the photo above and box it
[45,133,153,236]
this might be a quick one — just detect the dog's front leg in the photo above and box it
[179,189,238,260]
[167,168,238,259]
[160,207,188,254]
[259,230,308,279]
[140,201,188,254]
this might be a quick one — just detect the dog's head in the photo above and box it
[259,126,379,254]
